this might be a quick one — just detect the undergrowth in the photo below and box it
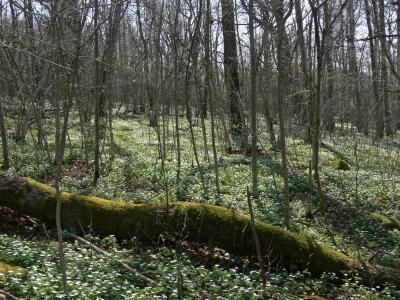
[1,116,399,299]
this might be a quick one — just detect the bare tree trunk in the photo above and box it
[248,0,258,198]
[261,29,277,149]
[184,0,208,198]
[323,1,335,132]
[54,98,68,294]
[294,0,312,142]
[0,96,10,170]
[366,0,384,139]
[205,0,220,196]
[221,0,245,142]
[272,0,292,229]
[376,0,392,136]
[347,0,363,133]
[397,1,400,131]
[173,0,182,184]
[59,3,86,162]
[93,0,101,184]
[94,0,124,184]
[309,0,325,212]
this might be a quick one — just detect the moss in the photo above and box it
[330,159,350,171]
[0,174,353,276]
[168,202,353,275]
[48,241,61,248]
[369,212,400,230]
[0,173,399,287]
[0,262,25,275]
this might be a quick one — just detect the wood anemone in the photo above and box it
[0,173,399,287]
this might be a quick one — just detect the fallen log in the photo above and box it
[0,173,399,287]
[369,212,400,230]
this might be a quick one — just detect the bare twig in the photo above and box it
[246,187,266,285]
[0,42,73,72]
[0,289,22,300]
[66,232,155,284]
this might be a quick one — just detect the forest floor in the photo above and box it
[0,115,399,299]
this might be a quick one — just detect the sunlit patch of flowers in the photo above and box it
[1,233,399,299]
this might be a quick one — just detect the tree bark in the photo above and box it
[54,98,68,294]
[396,1,400,131]
[323,2,335,132]
[272,1,291,229]
[365,0,384,139]
[376,0,392,136]
[204,0,220,195]
[261,29,277,149]
[94,0,124,184]
[248,0,258,198]
[93,0,101,184]
[221,0,245,138]
[294,0,312,141]
[347,0,363,133]
[0,97,10,170]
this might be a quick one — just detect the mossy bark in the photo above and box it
[330,159,350,171]
[0,173,399,287]
[0,262,25,275]
[369,212,400,230]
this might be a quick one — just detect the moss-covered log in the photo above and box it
[369,212,400,230]
[0,262,25,275]
[330,159,350,171]
[0,173,399,287]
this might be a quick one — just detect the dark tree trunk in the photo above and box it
[323,2,335,132]
[367,0,384,139]
[221,0,245,137]
[347,0,363,133]
[0,97,10,170]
